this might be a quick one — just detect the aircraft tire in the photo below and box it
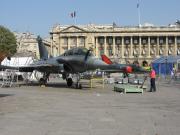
[67,78,73,87]
[39,78,47,85]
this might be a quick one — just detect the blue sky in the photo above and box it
[0,0,179,37]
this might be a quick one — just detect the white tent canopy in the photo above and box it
[1,57,35,67]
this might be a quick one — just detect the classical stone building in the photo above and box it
[50,23,180,65]
[15,32,51,59]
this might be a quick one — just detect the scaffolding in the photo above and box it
[0,69,19,87]
[0,56,36,87]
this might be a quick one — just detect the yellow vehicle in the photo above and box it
[143,66,151,72]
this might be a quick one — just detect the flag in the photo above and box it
[137,3,139,8]
[137,0,140,8]
[70,11,76,18]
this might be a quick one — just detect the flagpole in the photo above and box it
[138,5,141,27]
[74,17,76,25]
[137,0,141,27]
[74,11,77,25]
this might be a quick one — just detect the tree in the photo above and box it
[0,25,17,62]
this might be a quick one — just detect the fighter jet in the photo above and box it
[0,36,148,89]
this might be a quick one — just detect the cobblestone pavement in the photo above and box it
[0,80,180,135]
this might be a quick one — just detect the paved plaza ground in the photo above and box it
[0,79,180,135]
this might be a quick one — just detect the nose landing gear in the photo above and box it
[39,78,47,85]
[39,72,50,86]
[62,73,83,89]
[66,73,82,89]
[66,78,73,87]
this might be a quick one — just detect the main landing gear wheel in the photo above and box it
[39,78,47,86]
[66,78,73,87]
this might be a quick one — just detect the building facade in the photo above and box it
[15,32,51,59]
[50,24,180,65]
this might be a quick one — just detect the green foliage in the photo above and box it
[0,25,17,56]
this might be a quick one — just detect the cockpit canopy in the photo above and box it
[63,47,94,56]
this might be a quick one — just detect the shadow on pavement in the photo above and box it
[0,94,14,98]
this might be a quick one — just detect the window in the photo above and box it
[133,37,139,45]
[133,39,138,44]
[98,37,104,45]
[141,37,148,45]
[115,37,121,45]
[151,39,155,44]
[177,37,180,44]
[142,39,147,44]
[159,39,164,44]
[150,37,157,45]
[168,37,174,44]
[107,37,113,45]
[63,38,68,45]
[124,37,130,45]
[109,49,113,56]
[80,37,85,45]
[159,37,166,45]
[71,37,77,46]
[100,49,104,55]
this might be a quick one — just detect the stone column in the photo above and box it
[139,36,142,57]
[84,37,87,48]
[113,37,116,57]
[148,36,151,57]
[76,37,79,47]
[121,37,124,58]
[165,36,168,56]
[67,37,70,50]
[156,36,159,57]
[130,37,133,58]
[174,36,177,56]
[95,37,99,57]
[50,34,53,56]
[104,37,107,55]
[58,35,62,55]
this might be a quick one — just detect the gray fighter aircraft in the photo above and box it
[0,36,148,89]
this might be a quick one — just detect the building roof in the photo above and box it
[152,55,180,64]
[51,22,180,33]
[13,51,36,57]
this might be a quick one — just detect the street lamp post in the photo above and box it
[165,56,168,79]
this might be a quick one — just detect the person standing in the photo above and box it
[150,68,156,92]
[169,69,175,83]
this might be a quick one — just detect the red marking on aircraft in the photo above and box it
[125,66,132,73]
[101,55,113,64]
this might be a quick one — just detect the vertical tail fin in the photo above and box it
[37,36,49,60]
[101,54,113,64]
